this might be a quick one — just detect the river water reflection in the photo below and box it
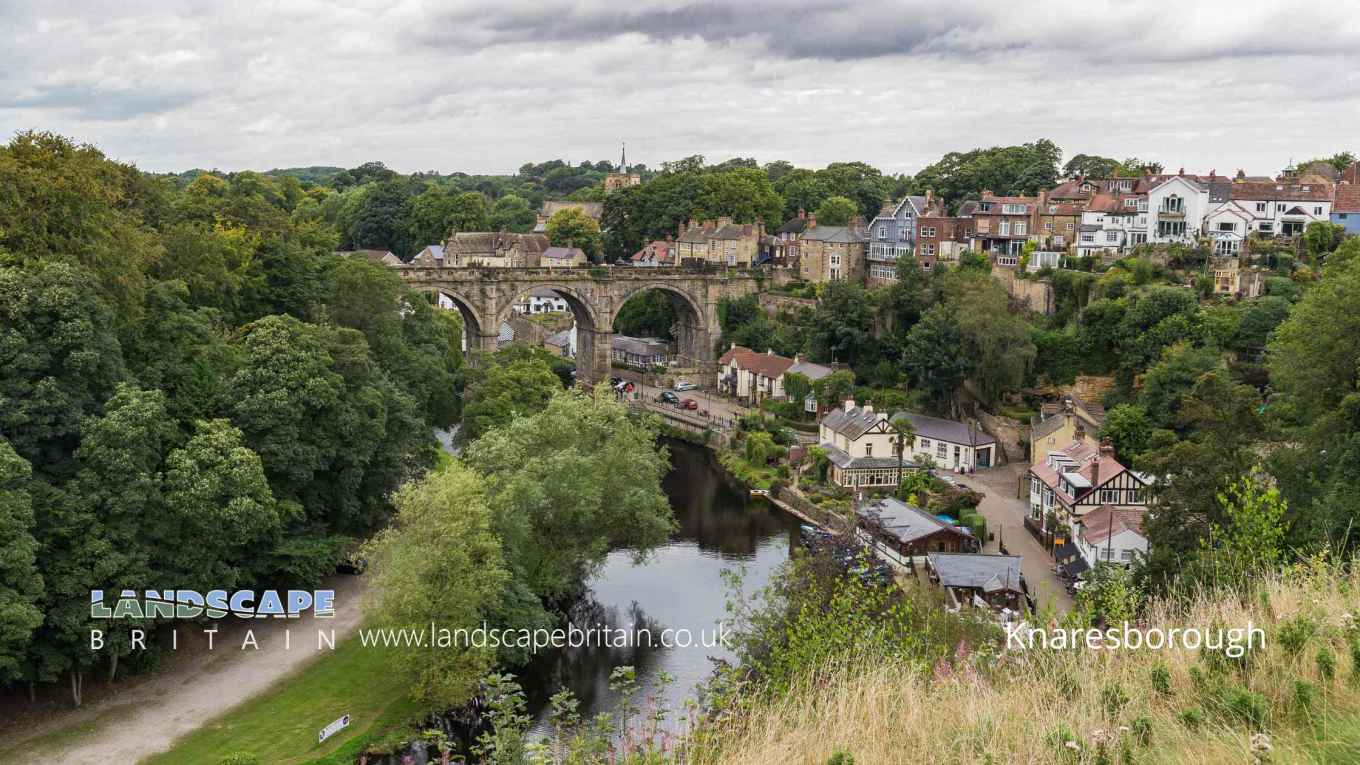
[519,439,798,732]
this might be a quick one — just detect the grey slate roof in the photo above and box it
[787,359,833,381]
[542,246,585,261]
[905,412,995,447]
[928,553,1024,593]
[613,335,669,357]
[778,217,810,235]
[820,405,884,439]
[858,497,966,545]
[801,225,866,243]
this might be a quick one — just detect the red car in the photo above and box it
[681,398,699,410]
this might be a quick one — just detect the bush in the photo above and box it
[960,512,986,541]
[1220,686,1268,729]
[1150,663,1172,696]
[1276,615,1318,657]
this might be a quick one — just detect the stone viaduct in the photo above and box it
[394,265,765,384]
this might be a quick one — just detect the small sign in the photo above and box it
[319,713,351,744]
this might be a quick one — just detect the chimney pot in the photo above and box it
[845,398,856,411]
[798,208,806,219]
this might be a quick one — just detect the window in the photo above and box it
[865,443,873,457]
[1260,221,1274,232]
[922,243,935,256]
[1044,221,1054,231]
[1277,204,1286,213]
[1066,222,1074,231]
[1100,489,1119,503]
[878,225,886,239]
[936,443,947,459]
[1105,231,1118,242]
[1124,197,1137,208]
[921,226,937,237]
[1014,222,1027,236]
[919,437,932,449]
[1256,202,1266,213]
[1163,195,1184,213]
[1081,232,1095,243]
[1121,549,1135,561]
[1315,206,1323,216]
[1218,221,1236,232]
[1003,203,1027,215]
[1128,489,1144,504]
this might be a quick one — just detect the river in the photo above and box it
[517,438,799,733]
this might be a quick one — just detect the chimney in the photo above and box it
[1099,439,1115,458]
[678,221,687,237]
[925,189,934,210]
[1345,162,1359,185]
[766,348,774,355]
[844,397,856,411]
[863,401,874,414]
[850,215,865,235]
[1090,458,1100,491]
[1177,167,1184,177]
[1235,169,1246,181]
[717,215,732,227]
[798,208,806,219]
[1209,169,1217,180]
[807,213,817,229]
[793,354,800,363]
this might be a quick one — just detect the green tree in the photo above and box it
[406,187,489,249]
[0,439,42,684]
[903,304,970,414]
[1062,154,1121,179]
[544,207,602,261]
[813,195,858,226]
[809,282,876,368]
[461,348,564,442]
[888,413,916,487]
[349,177,411,255]
[161,419,280,591]
[465,388,674,601]
[363,462,508,708]
[1138,343,1223,431]
[1099,404,1153,464]
[1301,221,1344,262]
[490,194,537,233]
[813,370,857,410]
[0,260,126,470]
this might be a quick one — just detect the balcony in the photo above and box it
[1157,208,1185,219]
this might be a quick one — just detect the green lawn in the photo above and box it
[145,630,425,765]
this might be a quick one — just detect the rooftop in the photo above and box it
[858,497,969,546]
[928,553,1024,593]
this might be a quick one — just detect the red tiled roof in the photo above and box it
[631,240,675,263]
[1080,505,1147,545]
[1228,181,1334,202]
[1335,184,1360,214]
[718,345,796,379]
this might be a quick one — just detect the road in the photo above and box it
[951,463,1074,614]
[1,575,368,764]
[612,370,752,429]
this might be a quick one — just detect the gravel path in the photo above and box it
[3,575,367,764]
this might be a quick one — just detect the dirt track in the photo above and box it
[0,575,367,764]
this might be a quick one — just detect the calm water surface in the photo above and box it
[519,439,798,731]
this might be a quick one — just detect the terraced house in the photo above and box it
[674,217,763,266]
[968,192,1037,262]
[443,232,550,267]
[799,219,867,283]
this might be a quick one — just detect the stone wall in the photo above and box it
[758,292,818,314]
[990,266,1055,315]
[976,410,1024,464]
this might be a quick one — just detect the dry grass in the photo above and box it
[689,559,1360,764]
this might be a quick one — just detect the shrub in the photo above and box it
[1220,686,1268,729]
[1293,680,1317,715]
[1276,615,1318,657]
[1101,683,1129,718]
[1130,715,1152,747]
[1149,663,1172,696]
[1317,645,1336,682]
[1177,706,1204,731]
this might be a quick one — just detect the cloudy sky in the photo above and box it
[3,0,1358,176]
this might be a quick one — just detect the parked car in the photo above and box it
[681,398,698,410]
[657,391,680,405]
[674,380,697,391]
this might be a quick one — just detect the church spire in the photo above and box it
[620,142,626,173]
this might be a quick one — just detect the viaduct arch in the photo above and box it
[399,266,763,385]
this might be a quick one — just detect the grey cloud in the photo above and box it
[2,83,201,120]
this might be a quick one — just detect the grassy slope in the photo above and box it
[691,562,1360,764]
[144,631,423,765]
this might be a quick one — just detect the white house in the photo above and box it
[818,401,998,489]
[1147,176,1211,246]
[1076,504,1148,567]
[1222,180,1334,238]
[512,287,569,315]
[1204,203,1255,255]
